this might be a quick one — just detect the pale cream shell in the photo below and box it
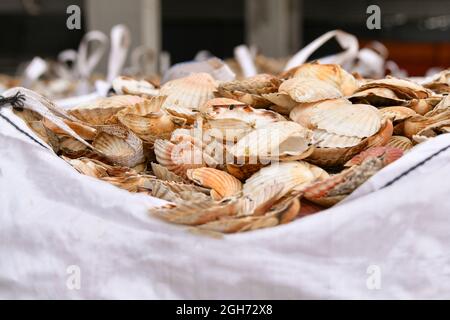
[92,125,145,167]
[112,76,159,96]
[160,73,217,122]
[310,103,382,138]
[230,121,313,163]
[243,161,329,204]
[279,77,342,103]
[292,63,358,96]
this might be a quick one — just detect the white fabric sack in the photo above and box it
[1,107,450,299]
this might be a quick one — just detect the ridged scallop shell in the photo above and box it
[149,180,210,203]
[160,73,217,122]
[292,63,358,96]
[150,162,186,182]
[150,197,240,226]
[243,161,329,207]
[386,136,413,152]
[308,119,392,167]
[154,139,217,178]
[357,77,430,100]
[112,76,159,96]
[344,146,403,167]
[230,121,313,163]
[64,157,134,178]
[216,74,281,108]
[304,156,387,207]
[311,103,382,138]
[203,104,285,142]
[349,87,407,106]
[118,110,185,144]
[186,167,242,200]
[100,175,149,192]
[379,106,417,123]
[312,129,362,148]
[279,77,342,103]
[225,163,264,181]
[92,125,145,167]
[69,95,147,125]
[197,196,301,233]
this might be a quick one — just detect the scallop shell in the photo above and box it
[112,76,159,96]
[154,139,215,178]
[101,175,153,193]
[216,74,281,108]
[64,157,134,178]
[149,181,210,203]
[92,125,145,167]
[312,130,362,148]
[203,104,285,142]
[425,95,450,117]
[59,136,90,157]
[357,77,430,100]
[160,73,217,122]
[243,161,329,205]
[197,196,301,233]
[304,156,387,207]
[423,69,450,94]
[292,63,358,96]
[344,146,403,167]
[349,87,407,106]
[386,136,414,152]
[407,98,434,115]
[186,167,242,200]
[289,99,352,129]
[403,110,450,138]
[150,162,186,183]
[279,77,342,103]
[225,163,264,181]
[43,118,97,140]
[69,95,147,125]
[150,197,240,226]
[311,103,382,138]
[118,110,185,144]
[379,106,417,123]
[309,118,393,167]
[230,121,313,163]
[306,140,368,168]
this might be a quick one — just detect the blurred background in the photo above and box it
[0,0,449,76]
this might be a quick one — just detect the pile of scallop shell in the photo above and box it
[16,65,450,235]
